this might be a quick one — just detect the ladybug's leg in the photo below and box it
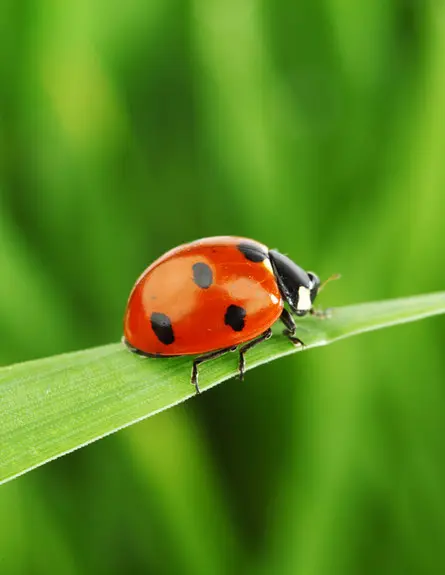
[191,346,237,394]
[310,307,331,319]
[238,328,272,381]
[280,308,305,347]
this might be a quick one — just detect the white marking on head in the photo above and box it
[297,286,312,311]
[263,257,273,273]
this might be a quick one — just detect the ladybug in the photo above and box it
[123,236,321,393]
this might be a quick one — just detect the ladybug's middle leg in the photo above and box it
[238,328,272,381]
[191,346,237,394]
[280,308,305,347]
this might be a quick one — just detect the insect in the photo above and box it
[123,236,321,393]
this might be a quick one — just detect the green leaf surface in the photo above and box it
[1,291,444,486]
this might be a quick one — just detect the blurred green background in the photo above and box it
[1,0,445,573]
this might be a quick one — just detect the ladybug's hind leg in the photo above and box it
[191,346,237,394]
[280,308,305,347]
[238,328,272,381]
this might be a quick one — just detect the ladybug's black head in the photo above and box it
[269,250,320,316]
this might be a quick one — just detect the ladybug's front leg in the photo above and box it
[280,308,305,347]
[309,307,331,319]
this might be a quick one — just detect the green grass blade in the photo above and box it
[1,291,444,485]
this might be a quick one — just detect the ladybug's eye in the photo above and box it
[269,250,311,312]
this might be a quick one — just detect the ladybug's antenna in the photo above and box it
[318,273,341,293]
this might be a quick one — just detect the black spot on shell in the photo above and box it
[192,262,213,289]
[150,312,175,345]
[237,241,267,263]
[224,305,246,332]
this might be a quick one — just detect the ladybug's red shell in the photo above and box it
[124,236,283,356]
